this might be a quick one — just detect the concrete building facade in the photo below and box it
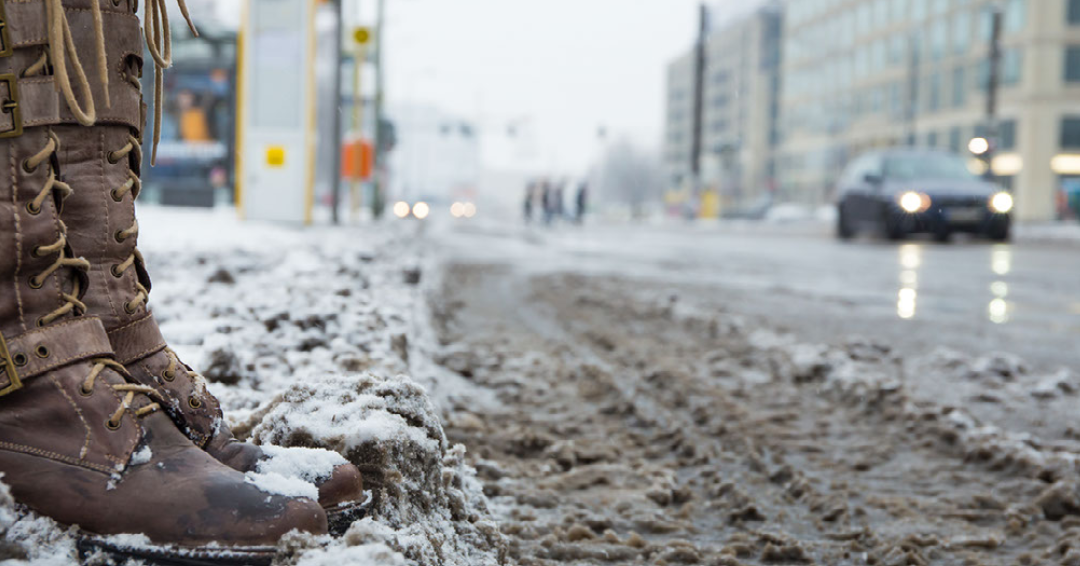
[664,5,783,212]
[777,0,1080,221]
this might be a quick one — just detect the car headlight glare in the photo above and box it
[899,192,927,213]
[990,192,1014,214]
[392,201,411,219]
[412,201,431,220]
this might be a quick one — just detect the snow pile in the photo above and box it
[0,474,79,564]
[142,220,415,423]
[245,470,320,500]
[249,372,507,565]
[257,445,348,485]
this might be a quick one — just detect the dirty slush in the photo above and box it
[3,221,1080,565]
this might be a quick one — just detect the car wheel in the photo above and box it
[837,205,854,240]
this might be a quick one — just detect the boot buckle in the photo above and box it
[0,332,22,397]
[0,74,20,139]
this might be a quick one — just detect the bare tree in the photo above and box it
[597,139,663,219]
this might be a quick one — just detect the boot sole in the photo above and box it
[326,492,373,536]
[77,534,277,566]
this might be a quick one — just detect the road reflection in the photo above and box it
[989,246,1012,324]
[897,244,921,319]
[894,244,1016,323]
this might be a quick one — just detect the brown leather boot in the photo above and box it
[0,1,330,561]
[0,109,327,563]
[45,0,366,532]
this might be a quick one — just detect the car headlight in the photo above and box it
[990,192,1014,214]
[412,201,431,220]
[898,191,928,213]
[392,201,411,219]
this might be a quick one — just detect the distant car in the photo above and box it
[836,149,1013,242]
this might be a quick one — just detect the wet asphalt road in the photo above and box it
[436,220,1080,374]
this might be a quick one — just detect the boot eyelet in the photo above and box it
[110,264,124,277]
[105,419,122,431]
[26,202,41,215]
[35,318,45,328]
[114,230,127,243]
[34,345,49,359]
[22,160,37,174]
[79,384,94,397]
[107,152,121,165]
[124,301,138,314]
[30,246,44,258]
[188,396,202,409]
[28,276,43,289]
[161,369,176,382]
[12,353,28,367]
[110,189,123,202]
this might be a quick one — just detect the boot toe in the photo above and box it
[316,463,365,510]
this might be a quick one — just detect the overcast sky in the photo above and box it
[383,1,765,175]
[214,1,761,175]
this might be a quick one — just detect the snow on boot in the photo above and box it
[0,1,329,562]
[49,0,367,532]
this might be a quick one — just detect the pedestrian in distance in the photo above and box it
[575,182,589,224]
[524,181,535,223]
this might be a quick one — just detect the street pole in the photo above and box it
[983,5,1003,183]
[330,0,345,224]
[372,0,386,219]
[906,32,921,146]
[690,3,708,198]
[352,41,366,221]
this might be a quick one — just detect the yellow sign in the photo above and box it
[353,27,372,46]
[266,146,286,167]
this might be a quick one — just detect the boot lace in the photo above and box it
[105,135,149,314]
[162,347,208,410]
[142,0,197,164]
[80,358,162,429]
[25,132,92,327]
[40,0,195,154]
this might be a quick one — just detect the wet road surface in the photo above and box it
[427,219,1080,456]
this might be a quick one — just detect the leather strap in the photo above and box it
[0,317,115,395]
[0,0,144,132]
[107,314,167,365]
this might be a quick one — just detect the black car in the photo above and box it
[836,149,1013,242]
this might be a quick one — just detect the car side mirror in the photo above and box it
[864,173,884,187]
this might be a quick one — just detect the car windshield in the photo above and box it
[884,154,976,182]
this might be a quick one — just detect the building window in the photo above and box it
[1005,0,1026,33]
[949,127,963,153]
[1067,47,1080,82]
[952,66,967,107]
[1070,0,1080,24]
[891,0,908,23]
[913,0,929,21]
[927,131,939,147]
[953,11,971,55]
[976,49,1023,88]
[1063,117,1080,149]
[928,72,942,112]
[931,20,947,60]
[1003,48,1022,85]
[999,120,1017,150]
